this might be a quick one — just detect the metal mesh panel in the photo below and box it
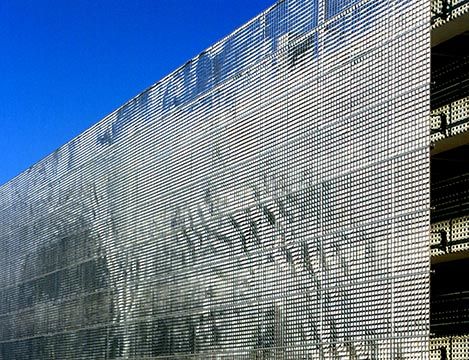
[431,0,469,27]
[431,216,469,256]
[0,0,430,358]
[431,97,469,143]
[430,336,469,360]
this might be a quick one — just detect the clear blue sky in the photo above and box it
[0,0,275,185]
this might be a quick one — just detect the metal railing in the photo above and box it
[430,336,469,360]
[431,0,469,26]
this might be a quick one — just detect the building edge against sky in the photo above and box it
[0,0,466,358]
[0,1,427,187]
[0,0,430,358]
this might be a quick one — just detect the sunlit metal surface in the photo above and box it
[0,0,430,358]
[430,336,469,360]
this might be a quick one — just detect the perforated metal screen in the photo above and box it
[0,0,430,358]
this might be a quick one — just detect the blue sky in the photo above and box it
[0,0,275,185]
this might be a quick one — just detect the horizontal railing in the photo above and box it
[431,0,469,26]
[430,335,469,360]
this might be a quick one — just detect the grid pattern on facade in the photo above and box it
[430,336,469,360]
[0,0,429,358]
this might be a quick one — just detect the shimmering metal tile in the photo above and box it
[0,0,430,358]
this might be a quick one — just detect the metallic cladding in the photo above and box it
[0,0,430,358]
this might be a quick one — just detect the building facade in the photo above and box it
[0,0,466,359]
